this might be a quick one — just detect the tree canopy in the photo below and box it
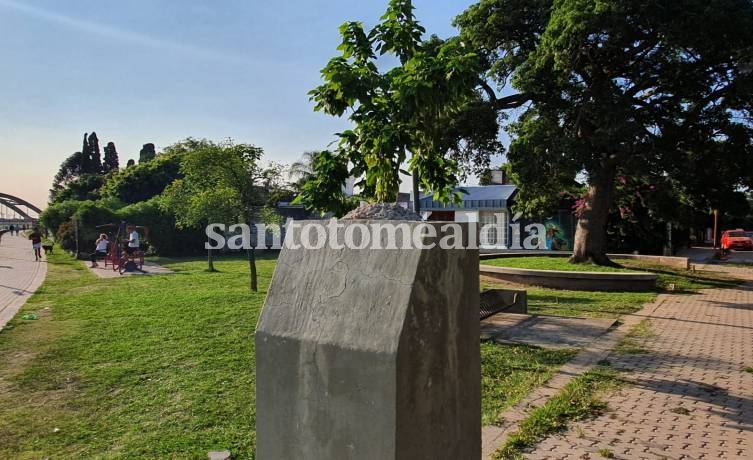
[159,139,268,290]
[308,0,502,210]
[456,0,753,263]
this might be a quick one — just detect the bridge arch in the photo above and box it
[0,193,42,224]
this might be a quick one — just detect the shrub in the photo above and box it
[117,198,206,256]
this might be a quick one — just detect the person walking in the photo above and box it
[29,227,43,261]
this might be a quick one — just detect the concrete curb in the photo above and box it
[479,264,657,292]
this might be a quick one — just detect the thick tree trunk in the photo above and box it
[570,165,617,265]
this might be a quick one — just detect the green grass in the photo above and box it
[0,252,275,459]
[0,253,576,458]
[482,257,741,293]
[481,280,655,319]
[617,260,741,291]
[527,288,654,319]
[615,319,653,355]
[481,343,576,426]
[482,257,635,272]
[481,257,741,320]
[493,365,622,460]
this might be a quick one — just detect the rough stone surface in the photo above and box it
[207,451,231,460]
[255,221,479,460]
[342,202,421,221]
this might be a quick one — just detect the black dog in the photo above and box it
[42,244,54,255]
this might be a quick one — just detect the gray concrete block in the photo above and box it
[255,221,480,460]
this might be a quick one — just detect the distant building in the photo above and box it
[417,181,576,251]
[418,184,517,248]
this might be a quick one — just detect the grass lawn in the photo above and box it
[0,253,272,459]
[0,253,572,458]
[481,343,576,426]
[482,256,635,273]
[481,257,741,319]
[493,365,623,460]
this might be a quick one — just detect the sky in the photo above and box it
[0,0,483,211]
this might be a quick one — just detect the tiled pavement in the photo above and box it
[527,267,753,459]
[0,234,47,329]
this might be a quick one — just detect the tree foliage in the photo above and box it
[456,0,753,262]
[139,143,157,163]
[158,139,266,289]
[292,150,359,217]
[101,142,196,204]
[103,142,120,172]
[309,0,499,206]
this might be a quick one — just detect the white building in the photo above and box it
[417,184,517,248]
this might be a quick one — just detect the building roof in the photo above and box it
[419,185,517,210]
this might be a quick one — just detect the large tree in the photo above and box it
[159,139,266,291]
[50,131,111,203]
[87,132,102,173]
[139,143,156,163]
[103,141,120,172]
[309,0,499,211]
[456,0,753,263]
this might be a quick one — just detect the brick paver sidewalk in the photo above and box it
[0,234,47,329]
[529,268,753,459]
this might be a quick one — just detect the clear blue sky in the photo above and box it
[0,0,482,210]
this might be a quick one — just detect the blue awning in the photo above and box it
[419,185,517,210]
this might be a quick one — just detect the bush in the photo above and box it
[101,152,184,204]
[39,200,86,235]
[117,198,206,256]
[55,221,78,252]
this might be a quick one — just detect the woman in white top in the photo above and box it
[90,234,109,268]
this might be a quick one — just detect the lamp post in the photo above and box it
[712,209,719,249]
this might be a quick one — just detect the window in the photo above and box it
[479,211,508,248]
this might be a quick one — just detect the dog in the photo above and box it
[42,243,54,255]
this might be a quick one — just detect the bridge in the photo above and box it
[0,192,43,228]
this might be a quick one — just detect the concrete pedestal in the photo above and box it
[255,221,480,459]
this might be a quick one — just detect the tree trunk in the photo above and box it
[412,170,421,213]
[570,164,617,265]
[207,248,215,272]
[247,248,258,292]
[238,209,259,292]
[246,213,258,292]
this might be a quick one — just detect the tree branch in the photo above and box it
[478,79,531,110]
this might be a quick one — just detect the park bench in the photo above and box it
[480,289,528,320]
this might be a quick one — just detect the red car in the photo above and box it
[721,229,753,251]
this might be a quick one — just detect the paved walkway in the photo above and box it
[0,234,48,330]
[527,267,753,459]
[84,260,173,278]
